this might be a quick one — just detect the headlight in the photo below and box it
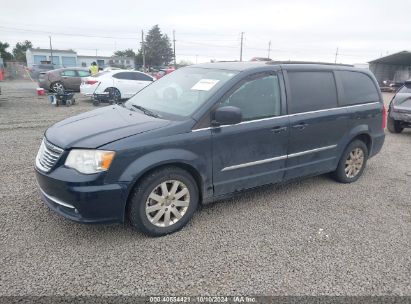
[65,149,115,174]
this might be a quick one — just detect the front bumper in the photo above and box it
[35,167,128,224]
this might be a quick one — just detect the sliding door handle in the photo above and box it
[271,126,287,133]
[292,123,308,130]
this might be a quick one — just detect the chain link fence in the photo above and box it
[4,61,30,80]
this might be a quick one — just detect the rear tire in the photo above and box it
[127,167,199,237]
[332,140,368,183]
[51,81,65,93]
[387,116,404,133]
[104,87,121,104]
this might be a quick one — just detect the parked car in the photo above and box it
[35,62,385,236]
[250,57,272,62]
[154,67,175,80]
[387,80,411,133]
[80,70,154,103]
[38,67,91,92]
[29,64,56,81]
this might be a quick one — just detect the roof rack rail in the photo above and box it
[266,61,353,67]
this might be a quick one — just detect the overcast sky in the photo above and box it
[1,0,410,64]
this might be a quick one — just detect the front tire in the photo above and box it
[387,116,404,133]
[128,167,199,237]
[332,140,368,183]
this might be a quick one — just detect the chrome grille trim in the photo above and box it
[35,139,64,172]
[39,187,75,209]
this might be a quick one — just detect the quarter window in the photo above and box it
[337,71,379,105]
[287,71,337,114]
[221,74,281,121]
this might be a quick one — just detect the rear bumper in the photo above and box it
[390,111,411,123]
[35,167,128,224]
[370,132,385,158]
[38,81,50,91]
[80,84,99,96]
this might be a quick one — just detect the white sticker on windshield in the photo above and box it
[191,79,220,91]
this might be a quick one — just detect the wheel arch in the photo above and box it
[103,86,122,99]
[352,133,372,153]
[336,126,373,168]
[121,151,208,222]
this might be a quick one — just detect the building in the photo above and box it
[369,51,411,84]
[26,48,77,67]
[26,48,134,69]
[77,55,134,69]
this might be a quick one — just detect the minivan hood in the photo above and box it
[45,105,171,149]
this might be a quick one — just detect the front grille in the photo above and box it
[35,139,64,172]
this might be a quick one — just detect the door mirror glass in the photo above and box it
[213,106,242,126]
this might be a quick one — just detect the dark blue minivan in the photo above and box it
[35,62,385,236]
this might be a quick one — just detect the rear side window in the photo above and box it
[77,70,90,77]
[337,71,379,105]
[132,72,153,81]
[113,72,133,80]
[287,71,337,114]
[398,84,411,94]
[61,70,76,77]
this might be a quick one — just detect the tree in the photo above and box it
[178,59,193,67]
[0,41,13,60]
[113,49,136,58]
[12,40,33,63]
[142,25,173,68]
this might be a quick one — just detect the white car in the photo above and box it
[80,70,154,103]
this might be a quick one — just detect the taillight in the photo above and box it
[86,80,98,85]
[381,104,387,129]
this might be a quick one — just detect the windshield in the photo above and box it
[398,84,411,94]
[125,67,239,118]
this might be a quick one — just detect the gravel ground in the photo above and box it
[0,80,410,296]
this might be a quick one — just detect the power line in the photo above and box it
[0,26,138,40]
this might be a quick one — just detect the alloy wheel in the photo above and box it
[145,180,190,228]
[52,82,64,93]
[345,147,364,178]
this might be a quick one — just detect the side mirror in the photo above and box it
[213,106,242,126]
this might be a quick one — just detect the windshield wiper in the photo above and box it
[132,105,161,118]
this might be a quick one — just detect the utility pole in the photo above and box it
[141,30,146,72]
[49,36,53,66]
[240,32,244,62]
[173,30,176,68]
[334,47,339,64]
[268,40,271,59]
